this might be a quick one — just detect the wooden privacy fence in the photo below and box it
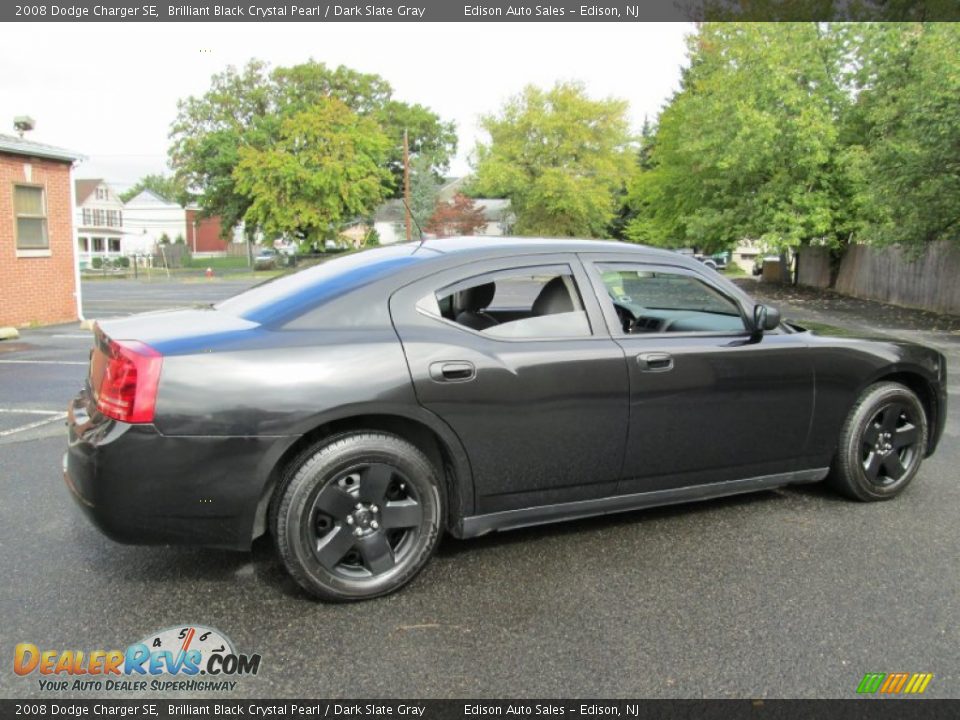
[227,242,251,258]
[796,247,832,289]
[798,241,960,315]
[154,243,190,269]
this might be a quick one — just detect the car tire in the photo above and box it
[828,382,928,502]
[273,432,444,601]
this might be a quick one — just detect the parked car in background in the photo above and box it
[253,247,278,270]
[675,248,728,271]
[64,238,947,601]
[696,252,728,271]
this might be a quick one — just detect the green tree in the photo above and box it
[379,101,457,193]
[169,59,456,233]
[120,174,189,204]
[364,228,381,247]
[408,154,440,235]
[625,23,858,263]
[471,82,634,238]
[610,116,657,240]
[232,98,392,243]
[847,23,960,248]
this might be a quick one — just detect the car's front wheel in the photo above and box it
[273,432,443,601]
[829,382,928,501]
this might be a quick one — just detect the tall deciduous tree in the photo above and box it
[169,59,456,233]
[232,99,391,243]
[408,154,440,236]
[625,23,857,259]
[471,82,634,238]
[847,23,960,248]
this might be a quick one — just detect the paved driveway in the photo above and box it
[0,277,956,698]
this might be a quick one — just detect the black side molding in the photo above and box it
[456,468,829,539]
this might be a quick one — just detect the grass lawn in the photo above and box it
[184,256,251,270]
[176,270,286,282]
[723,264,748,278]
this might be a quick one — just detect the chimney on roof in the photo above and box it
[13,116,35,138]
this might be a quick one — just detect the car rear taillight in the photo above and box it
[90,332,163,424]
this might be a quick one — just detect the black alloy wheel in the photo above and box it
[859,401,922,489]
[309,463,423,578]
[830,382,928,501]
[273,432,443,601]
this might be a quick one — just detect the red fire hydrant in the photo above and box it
[205,267,213,279]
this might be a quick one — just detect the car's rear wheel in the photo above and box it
[829,382,928,501]
[273,432,443,601]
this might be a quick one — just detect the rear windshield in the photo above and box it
[216,246,424,325]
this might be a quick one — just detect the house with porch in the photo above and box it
[74,179,130,267]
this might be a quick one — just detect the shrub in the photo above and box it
[159,233,171,245]
[118,256,130,268]
[91,257,103,269]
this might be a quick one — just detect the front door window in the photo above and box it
[596,264,746,335]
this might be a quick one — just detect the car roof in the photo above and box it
[415,236,682,260]
[216,238,731,328]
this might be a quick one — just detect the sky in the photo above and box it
[0,22,692,190]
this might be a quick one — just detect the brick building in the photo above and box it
[0,134,83,327]
[185,209,229,253]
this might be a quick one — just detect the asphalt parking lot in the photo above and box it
[1,277,958,699]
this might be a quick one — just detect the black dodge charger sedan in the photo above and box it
[65,238,947,600]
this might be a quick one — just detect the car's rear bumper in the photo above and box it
[64,391,290,550]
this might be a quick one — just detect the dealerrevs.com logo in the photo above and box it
[14,625,261,693]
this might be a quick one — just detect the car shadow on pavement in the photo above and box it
[63,481,848,603]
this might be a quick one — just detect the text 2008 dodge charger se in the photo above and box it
[65,239,947,600]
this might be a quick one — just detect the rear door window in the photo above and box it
[423,265,592,339]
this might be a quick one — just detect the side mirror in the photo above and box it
[752,304,781,333]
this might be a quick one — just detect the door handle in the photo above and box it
[637,352,673,372]
[429,361,476,382]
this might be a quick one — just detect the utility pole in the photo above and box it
[403,129,412,242]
